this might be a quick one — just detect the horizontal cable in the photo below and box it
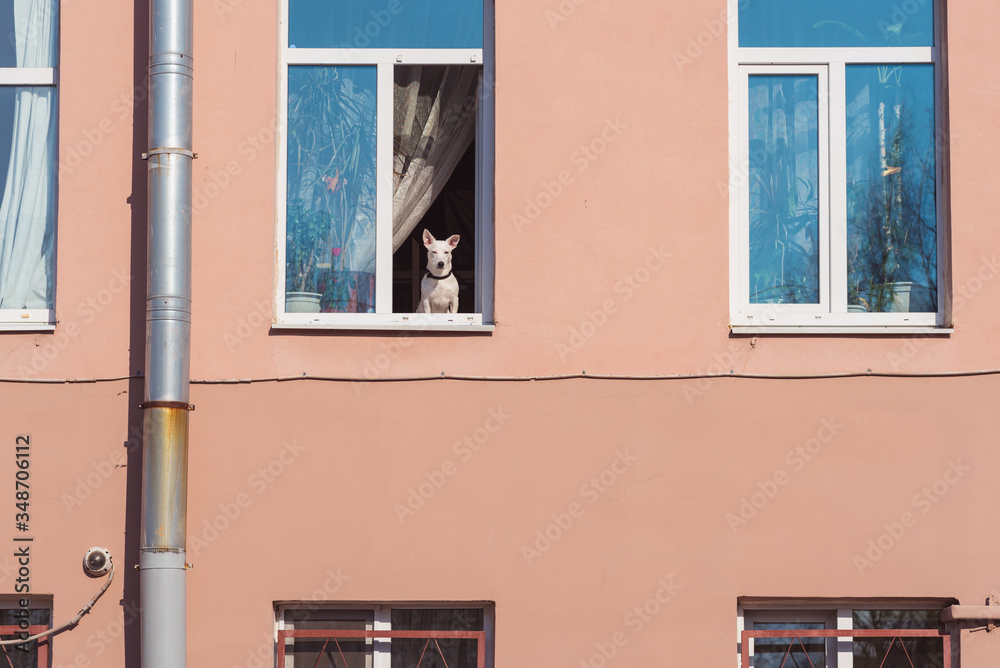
[4,368,1000,385]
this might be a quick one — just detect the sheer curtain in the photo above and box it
[392,65,479,252]
[0,0,57,310]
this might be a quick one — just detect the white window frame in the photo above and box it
[275,2,495,332]
[737,601,950,668]
[0,28,58,330]
[276,602,495,668]
[727,0,949,333]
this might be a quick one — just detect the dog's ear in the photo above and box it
[446,234,460,248]
[422,229,435,247]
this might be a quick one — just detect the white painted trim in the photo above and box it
[836,609,854,668]
[727,0,742,327]
[477,0,496,324]
[736,65,829,317]
[274,311,488,330]
[737,47,934,64]
[734,308,940,327]
[275,0,290,319]
[373,606,391,668]
[0,323,55,332]
[735,605,745,668]
[375,62,393,314]
[828,62,848,313]
[0,309,55,328]
[0,68,56,86]
[286,48,482,66]
[732,325,951,335]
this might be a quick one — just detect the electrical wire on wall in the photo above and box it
[0,550,115,647]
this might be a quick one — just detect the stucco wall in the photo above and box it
[0,0,998,666]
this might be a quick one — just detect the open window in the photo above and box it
[276,603,494,668]
[277,0,494,330]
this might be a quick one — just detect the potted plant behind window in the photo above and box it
[284,203,327,312]
[818,21,936,314]
[846,65,924,313]
[286,67,377,313]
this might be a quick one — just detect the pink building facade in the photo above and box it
[0,0,998,665]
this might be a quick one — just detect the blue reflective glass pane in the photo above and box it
[748,75,820,305]
[739,0,933,48]
[286,66,377,314]
[289,0,483,49]
[846,65,936,313]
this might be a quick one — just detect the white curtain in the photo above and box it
[392,65,479,252]
[0,0,57,310]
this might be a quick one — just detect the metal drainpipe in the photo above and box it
[140,0,193,666]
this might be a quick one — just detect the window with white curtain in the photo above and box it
[277,0,494,329]
[0,0,58,328]
[728,0,946,332]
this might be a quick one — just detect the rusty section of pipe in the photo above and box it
[140,406,189,551]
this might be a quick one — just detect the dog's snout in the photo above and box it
[436,261,445,268]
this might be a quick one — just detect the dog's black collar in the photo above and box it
[425,270,453,280]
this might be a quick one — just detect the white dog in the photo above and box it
[416,229,460,313]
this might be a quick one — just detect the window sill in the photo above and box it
[272,317,495,333]
[0,323,56,332]
[731,325,953,335]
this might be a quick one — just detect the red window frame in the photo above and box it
[741,628,951,668]
[0,624,51,667]
[277,628,486,668]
